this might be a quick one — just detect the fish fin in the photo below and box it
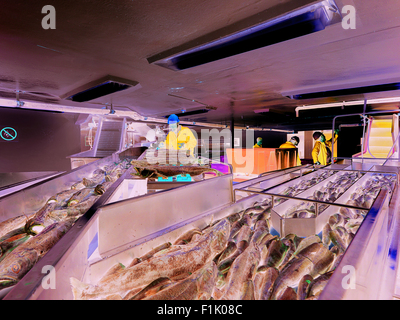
[70,277,91,300]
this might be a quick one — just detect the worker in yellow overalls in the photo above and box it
[253,137,263,148]
[163,114,197,156]
[312,130,339,165]
[280,136,301,166]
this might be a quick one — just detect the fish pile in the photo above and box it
[275,170,336,206]
[283,171,364,218]
[70,199,342,300]
[0,160,130,290]
[130,160,223,180]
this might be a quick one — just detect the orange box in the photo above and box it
[226,148,298,175]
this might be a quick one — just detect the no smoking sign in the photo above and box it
[0,127,18,142]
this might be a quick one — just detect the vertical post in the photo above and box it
[230,118,234,149]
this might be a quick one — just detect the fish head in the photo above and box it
[0,275,17,289]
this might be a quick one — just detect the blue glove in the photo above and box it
[178,142,185,149]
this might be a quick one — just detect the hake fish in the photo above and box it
[70,219,230,300]
[143,261,218,300]
[219,241,260,300]
[0,220,73,289]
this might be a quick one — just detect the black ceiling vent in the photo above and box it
[287,82,400,100]
[149,1,341,71]
[63,76,140,102]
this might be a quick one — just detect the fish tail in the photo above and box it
[70,277,91,300]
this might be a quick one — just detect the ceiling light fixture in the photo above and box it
[149,0,341,71]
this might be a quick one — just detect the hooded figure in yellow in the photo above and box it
[280,136,301,166]
[312,130,339,165]
[164,114,197,156]
[254,137,263,148]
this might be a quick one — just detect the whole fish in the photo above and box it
[83,173,105,188]
[282,234,303,250]
[322,223,332,247]
[258,239,288,270]
[329,230,347,253]
[219,242,260,300]
[0,214,33,240]
[131,164,222,180]
[25,202,58,233]
[0,220,73,289]
[173,228,202,245]
[46,196,98,225]
[270,256,314,300]
[47,189,78,207]
[253,267,279,300]
[217,240,248,274]
[309,246,336,277]
[67,188,97,207]
[70,219,230,300]
[143,261,218,300]
[278,239,296,271]
[291,235,321,259]
[225,212,241,224]
[297,274,313,300]
[251,221,270,246]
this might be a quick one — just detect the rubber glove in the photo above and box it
[178,142,185,149]
[315,161,321,165]
[334,129,339,135]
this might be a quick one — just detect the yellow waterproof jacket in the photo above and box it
[165,126,197,156]
[279,141,301,166]
[253,143,262,148]
[312,134,338,165]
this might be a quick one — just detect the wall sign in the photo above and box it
[0,127,18,141]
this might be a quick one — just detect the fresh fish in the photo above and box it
[297,274,313,300]
[131,163,223,180]
[219,242,260,300]
[254,267,279,300]
[233,226,253,244]
[47,189,78,206]
[215,241,236,265]
[25,202,58,232]
[229,214,250,240]
[243,206,265,216]
[282,234,303,250]
[240,280,255,300]
[143,261,218,300]
[71,181,85,190]
[322,223,332,247]
[329,230,347,252]
[128,277,174,300]
[46,196,98,225]
[173,228,202,245]
[276,286,297,300]
[70,219,230,300]
[139,242,172,262]
[83,173,105,188]
[258,239,288,270]
[271,256,314,300]
[307,271,334,297]
[292,235,321,258]
[0,220,73,289]
[225,212,241,224]
[328,213,344,228]
[251,221,270,246]
[278,239,296,271]
[0,215,33,241]
[67,188,96,207]
[94,181,114,195]
[218,240,248,274]
[310,246,336,277]
[0,233,31,263]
